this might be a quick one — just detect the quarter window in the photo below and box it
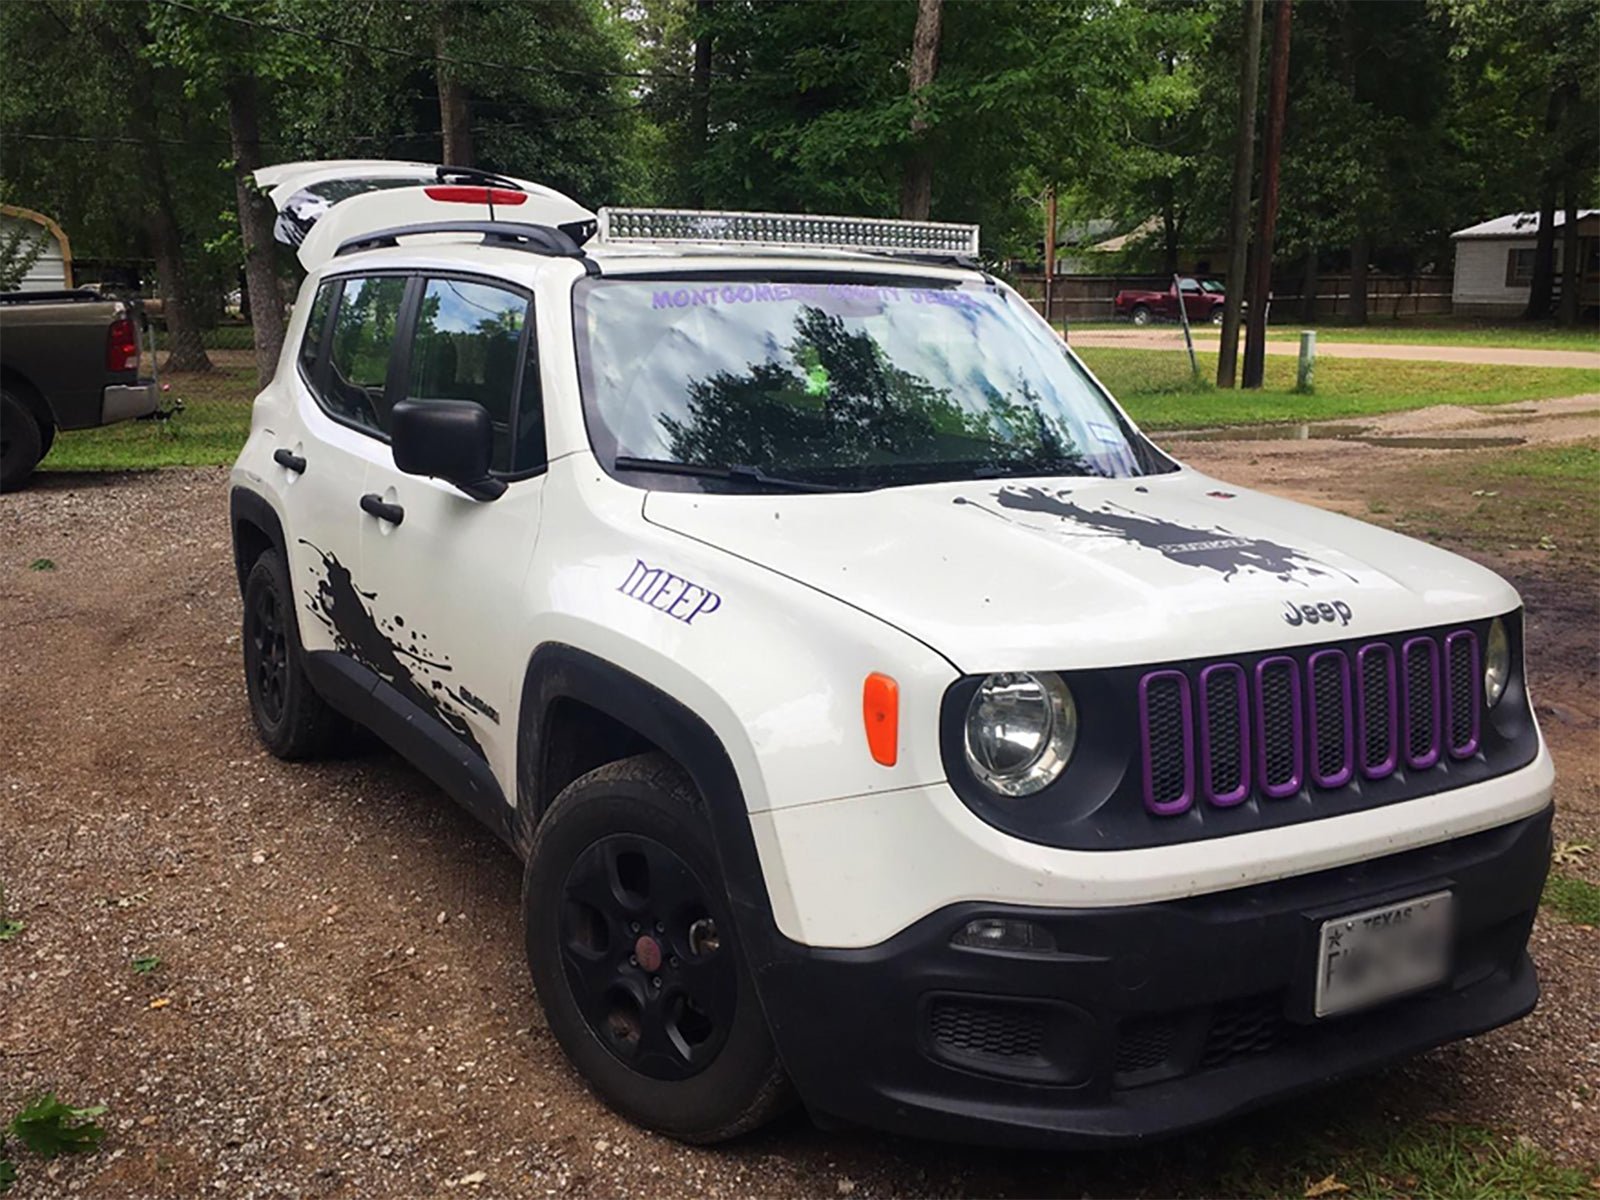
[324,275,407,431]
[298,282,334,375]
[406,278,542,473]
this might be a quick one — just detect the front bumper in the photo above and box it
[101,381,159,424]
[753,805,1551,1147]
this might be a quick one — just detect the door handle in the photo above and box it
[359,493,404,526]
[273,448,307,473]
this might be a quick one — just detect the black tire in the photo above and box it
[242,549,347,759]
[524,753,793,1142]
[1,388,45,492]
[1130,304,1153,327]
[1210,305,1226,326]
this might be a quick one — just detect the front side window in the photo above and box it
[574,276,1170,491]
[406,278,539,472]
[323,275,407,431]
[1178,278,1200,293]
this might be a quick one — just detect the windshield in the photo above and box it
[574,275,1172,491]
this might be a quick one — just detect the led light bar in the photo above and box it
[598,207,979,257]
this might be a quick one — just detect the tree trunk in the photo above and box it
[1217,0,1264,389]
[689,0,713,206]
[226,75,285,387]
[148,203,210,373]
[1347,233,1370,326]
[1524,87,1566,321]
[1161,180,1179,277]
[898,0,943,221]
[436,6,473,167]
[1300,247,1318,322]
[1242,0,1290,389]
[1558,185,1579,328]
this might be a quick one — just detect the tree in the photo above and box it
[899,0,943,220]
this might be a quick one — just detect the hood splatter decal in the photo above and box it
[299,542,488,758]
[955,486,1354,584]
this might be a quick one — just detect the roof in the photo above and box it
[1451,210,1599,240]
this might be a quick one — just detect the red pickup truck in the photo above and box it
[1113,277,1226,326]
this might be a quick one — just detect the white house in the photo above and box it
[1450,210,1598,318]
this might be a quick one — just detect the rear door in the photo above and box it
[280,272,409,658]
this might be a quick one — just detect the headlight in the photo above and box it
[963,671,1077,796]
[1484,617,1510,708]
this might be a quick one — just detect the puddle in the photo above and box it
[1167,422,1524,449]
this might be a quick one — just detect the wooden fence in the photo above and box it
[1011,272,1454,323]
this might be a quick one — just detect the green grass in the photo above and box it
[1065,318,1600,352]
[1542,874,1600,925]
[1077,347,1600,429]
[39,366,257,472]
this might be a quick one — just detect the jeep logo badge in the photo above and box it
[1283,599,1353,627]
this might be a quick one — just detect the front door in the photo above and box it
[355,273,548,795]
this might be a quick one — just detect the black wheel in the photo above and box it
[1210,305,1226,326]
[1,388,45,492]
[1130,304,1153,327]
[242,550,346,759]
[524,753,792,1142]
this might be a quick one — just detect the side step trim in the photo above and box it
[304,650,515,847]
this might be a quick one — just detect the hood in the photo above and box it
[642,469,1519,673]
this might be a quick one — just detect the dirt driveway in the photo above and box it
[2,406,1597,1197]
[1067,327,1600,370]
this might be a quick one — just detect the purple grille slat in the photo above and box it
[1401,636,1442,771]
[1355,643,1399,780]
[1254,656,1304,799]
[1198,663,1251,807]
[1140,670,1194,815]
[1306,650,1355,789]
[1445,630,1481,758]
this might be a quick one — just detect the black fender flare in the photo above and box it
[229,486,287,596]
[515,643,782,964]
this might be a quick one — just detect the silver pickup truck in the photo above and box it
[1,289,160,490]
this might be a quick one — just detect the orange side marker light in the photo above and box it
[863,673,899,767]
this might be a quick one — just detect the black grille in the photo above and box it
[1360,647,1394,774]
[1204,669,1244,798]
[1199,994,1284,1068]
[1448,636,1476,751]
[1258,661,1299,791]
[1405,641,1438,763]
[1310,654,1349,784]
[1114,1015,1177,1076]
[928,999,1045,1060]
[1146,675,1188,809]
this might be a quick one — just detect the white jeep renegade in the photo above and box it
[229,161,1554,1146]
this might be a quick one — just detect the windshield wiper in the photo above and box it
[612,456,842,493]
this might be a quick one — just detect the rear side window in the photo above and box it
[298,282,334,374]
[323,275,407,432]
[406,277,542,473]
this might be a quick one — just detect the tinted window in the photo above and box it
[1178,278,1200,292]
[323,275,406,431]
[298,282,334,374]
[407,278,539,472]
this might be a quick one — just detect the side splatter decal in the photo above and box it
[299,541,489,758]
[955,486,1354,585]
[617,558,722,624]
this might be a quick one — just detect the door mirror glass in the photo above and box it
[389,399,506,501]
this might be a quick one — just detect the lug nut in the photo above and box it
[628,955,638,966]
[655,922,665,934]
[669,955,680,968]
[651,976,662,989]
[629,922,641,934]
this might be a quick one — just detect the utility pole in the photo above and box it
[1216,0,1264,389]
[1044,185,1057,328]
[1242,0,1291,390]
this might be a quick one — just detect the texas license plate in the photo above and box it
[1315,891,1452,1018]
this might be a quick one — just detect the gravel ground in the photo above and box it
[1,415,1596,1197]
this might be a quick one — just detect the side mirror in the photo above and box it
[390,399,506,501]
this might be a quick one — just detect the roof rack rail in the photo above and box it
[334,220,599,272]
